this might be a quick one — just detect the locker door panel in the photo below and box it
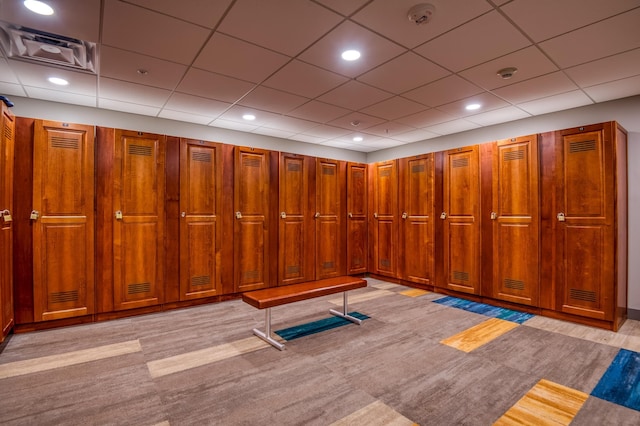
[0,105,14,338]
[492,137,539,306]
[371,161,397,278]
[346,163,367,274]
[316,159,342,279]
[33,121,95,321]
[442,147,480,294]
[114,131,165,310]
[180,140,221,300]
[234,147,270,292]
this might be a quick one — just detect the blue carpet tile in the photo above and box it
[592,348,640,411]
[432,296,535,324]
[275,312,369,341]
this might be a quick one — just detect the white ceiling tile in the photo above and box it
[300,125,352,139]
[403,75,483,107]
[459,46,559,90]
[436,92,510,118]
[360,96,427,120]
[328,111,386,130]
[100,77,171,106]
[415,11,531,72]
[0,82,26,97]
[98,98,160,116]
[238,86,308,114]
[289,134,326,144]
[158,110,214,125]
[357,52,449,94]
[24,86,96,107]
[315,0,372,16]
[217,105,282,126]
[501,0,640,42]
[253,128,296,139]
[356,138,406,149]
[298,21,407,78]
[391,128,440,143]
[322,140,364,150]
[352,0,492,49]
[102,0,210,65]
[100,46,188,90]
[363,121,415,138]
[163,93,231,117]
[424,119,481,135]
[217,0,342,56]
[465,106,531,126]
[263,60,349,98]
[261,116,318,133]
[210,118,259,132]
[539,8,640,68]
[565,48,640,88]
[8,60,97,96]
[125,0,234,28]
[318,80,392,110]
[0,58,19,84]
[287,101,351,123]
[583,75,640,102]
[331,132,384,144]
[493,72,579,104]
[194,33,291,83]
[395,108,456,128]
[0,0,101,41]
[176,68,255,103]
[343,143,379,153]
[517,90,594,115]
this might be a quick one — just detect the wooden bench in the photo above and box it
[242,276,368,350]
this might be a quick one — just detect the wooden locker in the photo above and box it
[234,147,270,292]
[399,154,434,286]
[32,120,95,321]
[179,139,222,300]
[490,136,540,306]
[370,160,398,278]
[113,130,165,310]
[0,103,15,339]
[278,153,315,286]
[440,146,481,294]
[315,158,344,279]
[346,162,367,275]
[541,122,627,330]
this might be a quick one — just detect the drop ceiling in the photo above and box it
[1,0,639,153]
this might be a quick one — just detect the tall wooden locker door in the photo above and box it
[234,147,270,292]
[370,160,398,278]
[315,158,344,279]
[441,146,481,294]
[32,120,95,321]
[179,139,222,300]
[113,130,165,310]
[278,153,314,286]
[0,104,15,339]
[552,123,620,322]
[491,136,539,306]
[399,154,434,285]
[346,162,367,275]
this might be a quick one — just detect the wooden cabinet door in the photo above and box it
[179,139,222,300]
[491,136,539,306]
[278,153,314,286]
[234,147,270,292]
[399,154,434,285]
[555,125,614,320]
[33,120,95,320]
[315,158,344,279]
[346,162,367,275]
[442,146,480,294]
[371,160,398,278]
[113,130,165,310]
[0,104,15,338]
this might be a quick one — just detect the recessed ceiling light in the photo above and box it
[353,136,363,142]
[465,103,481,111]
[242,114,256,121]
[24,0,54,15]
[48,77,68,86]
[341,50,361,61]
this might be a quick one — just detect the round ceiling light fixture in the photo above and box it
[408,3,436,25]
[48,77,68,85]
[341,50,361,61]
[353,136,363,142]
[465,103,481,111]
[242,114,256,121]
[24,0,54,15]
[497,67,518,80]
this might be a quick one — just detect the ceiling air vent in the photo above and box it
[0,21,96,73]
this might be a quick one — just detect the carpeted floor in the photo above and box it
[1,278,639,425]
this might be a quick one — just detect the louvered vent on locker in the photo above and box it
[379,169,391,177]
[191,275,211,286]
[411,164,425,173]
[244,270,259,279]
[322,167,335,175]
[453,270,469,281]
[128,144,152,156]
[452,158,469,168]
[191,151,211,162]
[51,136,79,149]
[128,282,151,294]
[4,123,13,140]
[243,157,261,168]
[353,170,364,179]
[569,140,596,153]
[380,259,390,267]
[503,150,525,161]
[569,288,597,302]
[286,265,300,274]
[504,278,525,290]
[322,261,335,269]
[49,290,79,303]
[287,163,301,171]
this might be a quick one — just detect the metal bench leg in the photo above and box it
[253,308,285,351]
[329,292,363,325]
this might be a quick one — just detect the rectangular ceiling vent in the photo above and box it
[0,21,96,73]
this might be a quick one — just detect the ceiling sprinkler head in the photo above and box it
[350,120,361,126]
[497,67,518,79]
[408,3,436,25]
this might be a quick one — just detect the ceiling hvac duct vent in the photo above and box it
[0,21,96,73]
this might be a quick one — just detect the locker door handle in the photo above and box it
[235,211,243,219]
[557,212,566,222]
[280,212,287,219]
[373,212,378,219]
[490,212,497,220]
[401,212,408,219]
[30,210,39,220]
[348,212,353,218]
[1,209,12,223]
[115,210,123,220]
[440,212,447,220]
[314,212,320,218]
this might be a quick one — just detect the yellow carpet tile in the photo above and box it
[400,288,429,297]
[440,318,519,353]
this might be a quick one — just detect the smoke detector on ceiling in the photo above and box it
[497,67,518,79]
[408,3,436,25]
